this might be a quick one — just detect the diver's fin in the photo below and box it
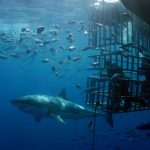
[96,111,113,127]
[51,114,66,124]
[104,102,121,127]
[58,88,68,100]
[35,116,42,122]
[111,102,120,113]
[104,112,114,128]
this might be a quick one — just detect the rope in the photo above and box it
[91,105,97,150]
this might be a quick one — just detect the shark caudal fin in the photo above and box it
[58,88,68,100]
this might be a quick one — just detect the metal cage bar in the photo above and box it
[86,0,150,113]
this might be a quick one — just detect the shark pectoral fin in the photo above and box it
[35,116,42,122]
[51,114,66,124]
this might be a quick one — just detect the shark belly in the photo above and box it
[20,105,49,117]
[61,100,94,119]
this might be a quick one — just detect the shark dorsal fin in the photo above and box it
[58,88,68,100]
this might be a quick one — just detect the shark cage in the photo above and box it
[85,0,150,114]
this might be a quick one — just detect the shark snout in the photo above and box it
[11,99,20,105]
[11,98,29,108]
[11,99,24,107]
[11,96,37,108]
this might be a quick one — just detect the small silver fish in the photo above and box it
[68,45,76,51]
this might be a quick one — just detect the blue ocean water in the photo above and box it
[0,0,150,150]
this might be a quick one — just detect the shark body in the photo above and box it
[11,91,113,126]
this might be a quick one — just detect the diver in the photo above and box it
[140,56,150,99]
[105,61,130,112]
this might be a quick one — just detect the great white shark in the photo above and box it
[11,89,113,127]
